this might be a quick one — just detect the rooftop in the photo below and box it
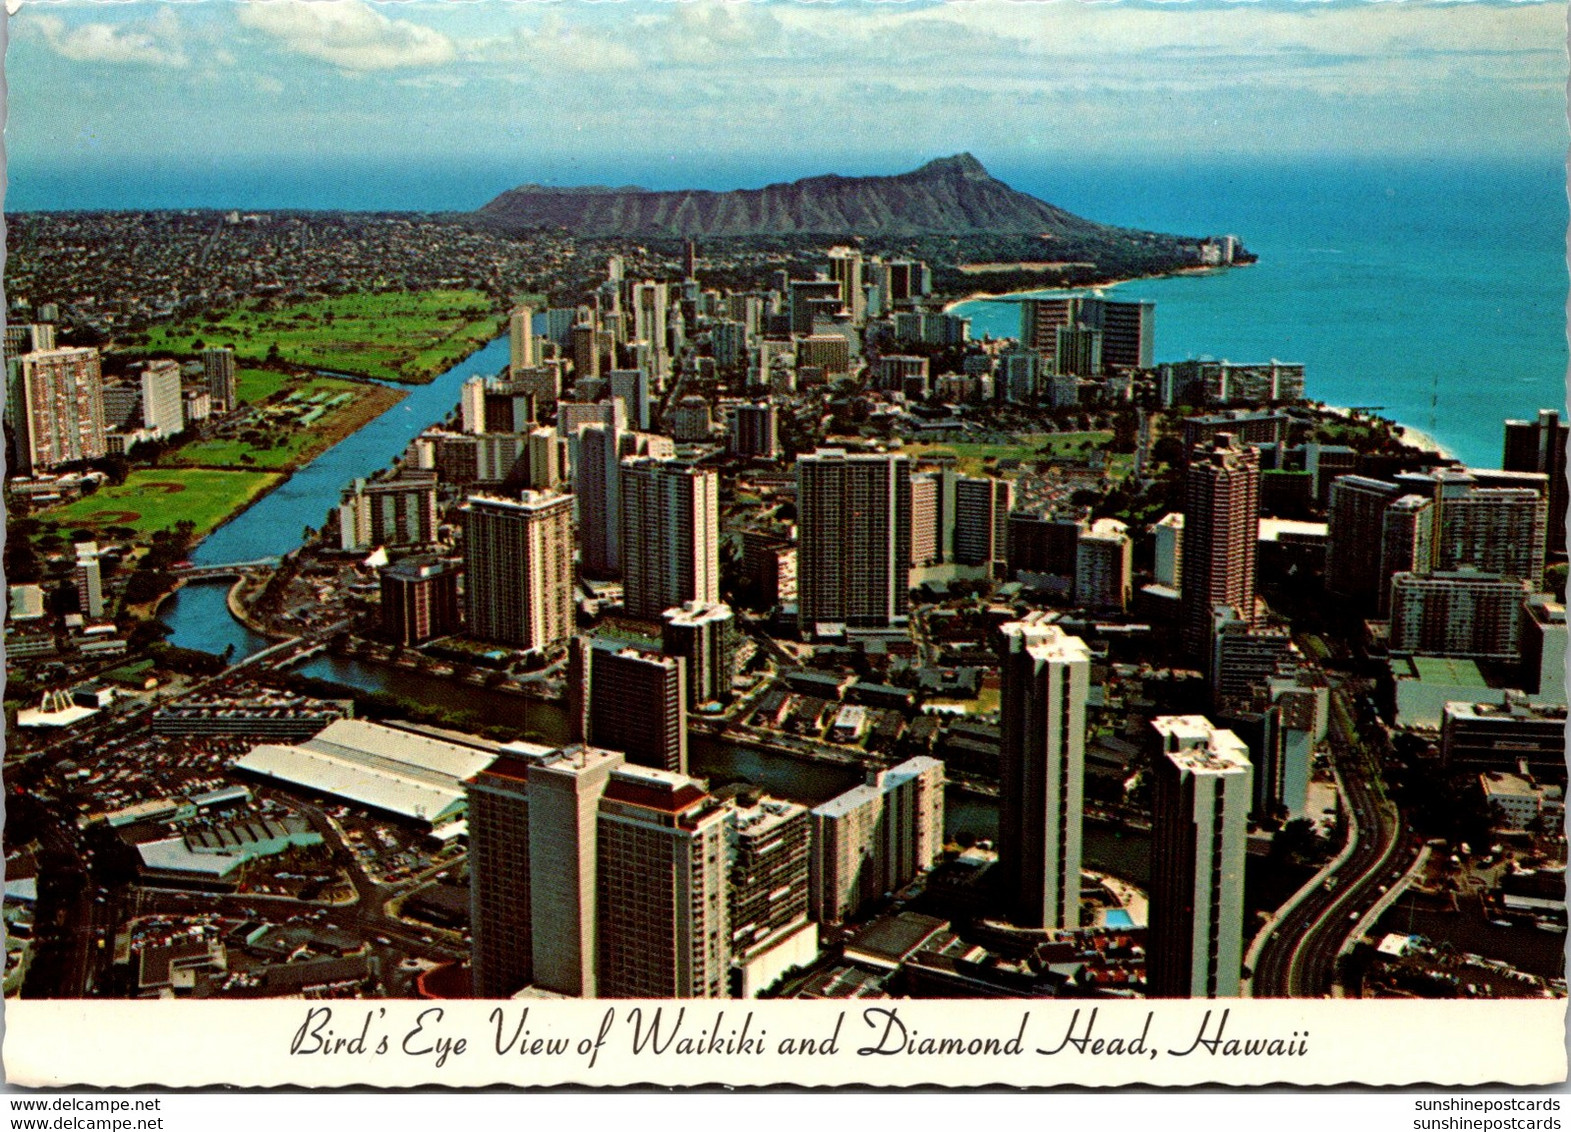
[1408,656,1490,688]
[1000,613,1090,665]
[234,718,499,825]
[1152,715,1252,775]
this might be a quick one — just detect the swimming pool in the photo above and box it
[1103,909,1136,930]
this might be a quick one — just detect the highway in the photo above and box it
[1250,683,1418,998]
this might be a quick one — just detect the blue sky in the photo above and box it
[6,0,1568,203]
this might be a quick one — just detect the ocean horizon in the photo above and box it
[7,154,1566,468]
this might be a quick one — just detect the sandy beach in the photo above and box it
[941,276,1136,313]
[1322,403,1453,460]
[941,264,1241,314]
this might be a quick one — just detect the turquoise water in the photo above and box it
[1103,908,1137,930]
[959,159,1568,469]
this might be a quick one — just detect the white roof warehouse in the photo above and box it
[234,718,499,826]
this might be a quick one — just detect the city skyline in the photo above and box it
[3,0,1567,1091]
[7,0,1567,214]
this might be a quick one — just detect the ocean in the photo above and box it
[962,158,1570,469]
[8,156,1566,467]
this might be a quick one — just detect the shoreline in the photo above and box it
[941,263,1242,313]
[1321,403,1454,460]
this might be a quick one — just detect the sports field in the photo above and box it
[39,469,282,541]
[138,290,501,384]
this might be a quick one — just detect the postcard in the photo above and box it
[2,0,1566,1090]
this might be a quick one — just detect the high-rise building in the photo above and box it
[140,359,184,438]
[1388,570,1532,663]
[1326,476,1402,609]
[1148,716,1253,999]
[997,614,1090,930]
[570,638,688,773]
[729,795,817,998]
[512,364,563,411]
[1092,298,1155,372]
[596,764,733,998]
[797,335,852,376]
[910,473,940,568]
[953,475,1013,568]
[467,744,624,999]
[525,426,564,491]
[728,402,779,460]
[1181,434,1261,658]
[712,321,748,370]
[1394,467,1548,587]
[1153,512,1185,590]
[461,492,575,653]
[467,754,536,999]
[826,246,866,325]
[461,377,535,435]
[1209,606,1297,702]
[575,410,627,579]
[1159,361,1305,407]
[662,601,736,710]
[1006,512,1085,579]
[877,355,929,394]
[509,306,536,377]
[620,458,720,622]
[1053,324,1103,379]
[9,347,107,473]
[74,541,105,619]
[632,282,670,353]
[528,745,623,997]
[1504,409,1568,560]
[788,280,843,334]
[796,449,912,634]
[1020,296,1152,373]
[339,473,440,551]
[608,369,652,431]
[877,259,930,309]
[671,395,713,443]
[808,757,945,925]
[557,399,619,443]
[1075,518,1133,612]
[201,347,237,413]
[1436,478,1546,590]
[1379,495,1434,617]
[569,322,601,381]
[379,556,461,647]
[1520,593,1567,705]
[544,307,578,348]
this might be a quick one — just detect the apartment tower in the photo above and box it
[1148,716,1253,999]
[460,492,575,653]
[997,614,1090,930]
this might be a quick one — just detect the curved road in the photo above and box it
[1251,687,1415,997]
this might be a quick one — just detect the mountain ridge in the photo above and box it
[474,153,1149,240]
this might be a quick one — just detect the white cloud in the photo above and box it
[462,15,641,72]
[29,10,189,68]
[238,1,457,72]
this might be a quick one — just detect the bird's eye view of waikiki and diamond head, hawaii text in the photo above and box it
[1,0,1567,1047]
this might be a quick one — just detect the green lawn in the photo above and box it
[904,432,1114,474]
[169,374,404,470]
[136,290,502,384]
[39,469,283,541]
[235,367,294,404]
